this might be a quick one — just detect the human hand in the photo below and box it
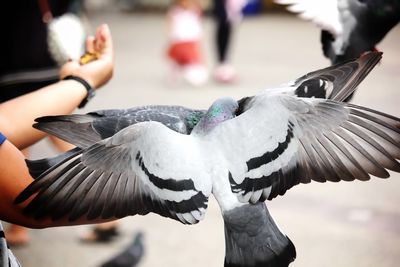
[59,24,114,89]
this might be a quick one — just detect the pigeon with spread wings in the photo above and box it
[275,0,400,64]
[15,52,400,267]
[25,49,377,179]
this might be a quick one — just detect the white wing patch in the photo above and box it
[275,0,343,36]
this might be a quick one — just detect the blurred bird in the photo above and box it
[100,232,144,267]
[15,52,400,267]
[275,0,400,64]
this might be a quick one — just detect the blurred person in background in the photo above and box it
[166,0,208,86]
[212,0,246,83]
[0,0,119,245]
[0,0,86,102]
[0,22,114,266]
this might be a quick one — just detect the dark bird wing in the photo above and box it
[238,51,382,116]
[33,105,206,148]
[321,0,400,64]
[275,0,400,64]
[288,50,381,101]
[222,52,399,202]
[224,94,400,203]
[26,106,205,179]
[16,122,212,225]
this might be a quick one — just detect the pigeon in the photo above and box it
[15,52,400,267]
[275,0,400,64]
[100,232,144,267]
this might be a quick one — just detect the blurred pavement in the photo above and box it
[9,9,400,267]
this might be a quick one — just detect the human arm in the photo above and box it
[0,136,114,228]
[0,24,114,150]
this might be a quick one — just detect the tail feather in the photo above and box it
[223,203,296,267]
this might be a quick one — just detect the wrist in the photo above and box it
[62,75,96,108]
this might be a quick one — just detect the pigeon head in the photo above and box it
[193,97,238,134]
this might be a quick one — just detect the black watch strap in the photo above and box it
[63,75,95,108]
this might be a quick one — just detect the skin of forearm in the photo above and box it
[0,140,48,228]
[0,80,87,150]
[0,140,114,228]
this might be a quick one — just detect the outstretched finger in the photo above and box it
[95,24,113,55]
[85,35,95,54]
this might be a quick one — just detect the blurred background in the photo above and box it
[5,0,400,266]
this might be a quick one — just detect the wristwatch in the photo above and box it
[63,75,95,108]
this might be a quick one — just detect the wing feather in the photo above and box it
[274,0,342,36]
[347,115,400,158]
[33,106,205,148]
[51,168,95,221]
[68,171,106,220]
[332,127,389,177]
[299,133,327,182]
[310,136,341,182]
[113,173,130,219]
[314,132,355,181]
[341,121,400,171]
[223,95,400,203]
[16,122,212,224]
[235,52,382,118]
[322,131,369,180]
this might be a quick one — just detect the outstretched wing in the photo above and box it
[34,105,205,148]
[215,94,400,203]
[16,122,212,225]
[290,51,381,102]
[274,0,342,36]
[239,51,382,113]
[26,106,205,179]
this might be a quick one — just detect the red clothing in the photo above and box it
[167,41,202,66]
